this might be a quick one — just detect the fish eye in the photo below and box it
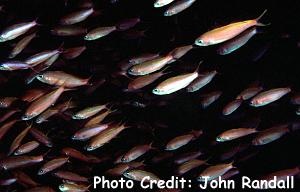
[197,39,204,45]
[38,169,44,174]
[154,2,161,7]
[59,184,65,189]
[153,88,159,93]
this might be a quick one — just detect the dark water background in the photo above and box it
[0,0,300,191]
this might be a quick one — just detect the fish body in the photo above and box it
[153,70,199,95]
[23,87,65,120]
[217,27,259,55]
[216,128,257,142]
[250,87,291,107]
[37,71,90,88]
[197,162,234,181]
[9,33,36,58]
[0,20,37,42]
[60,8,94,25]
[186,70,217,92]
[164,0,197,16]
[195,10,268,46]
[128,55,173,76]
[84,26,116,40]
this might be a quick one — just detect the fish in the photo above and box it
[0,155,43,170]
[36,71,90,88]
[290,93,300,105]
[29,127,53,147]
[0,178,16,186]
[252,124,290,145]
[61,147,105,163]
[154,0,175,8]
[123,169,160,181]
[200,90,222,108]
[153,66,200,95]
[84,108,115,127]
[51,26,87,36]
[128,53,160,65]
[297,107,300,115]
[72,123,110,140]
[0,120,18,140]
[62,46,86,59]
[127,68,170,91]
[14,141,40,155]
[36,100,76,123]
[222,99,243,115]
[216,128,257,142]
[0,20,37,42]
[60,8,94,25]
[173,150,203,164]
[8,124,32,155]
[128,55,173,76]
[167,44,194,60]
[176,159,207,175]
[186,70,217,92]
[86,123,128,151]
[262,167,300,181]
[22,86,66,120]
[84,26,116,40]
[53,171,88,182]
[195,10,268,46]
[0,61,33,71]
[0,110,20,123]
[164,0,197,16]
[25,49,61,67]
[38,157,69,175]
[59,183,90,192]
[236,86,263,100]
[197,162,234,181]
[9,33,36,58]
[121,143,153,162]
[72,104,108,119]
[116,17,141,31]
[165,130,203,150]
[217,27,260,55]
[12,170,39,187]
[105,161,144,176]
[0,97,18,108]
[21,88,48,102]
[249,87,291,107]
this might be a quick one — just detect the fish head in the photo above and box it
[164,10,175,17]
[249,99,260,107]
[85,145,95,151]
[121,156,129,163]
[154,0,164,7]
[59,184,69,191]
[152,88,166,95]
[195,37,211,46]
[14,150,22,155]
[122,170,133,179]
[0,64,8,70]
[216,136,225,142]
[21,114,34,121]
[0,36,5,42]
[38,168,46,175]
[127,67,139,75]
[84,35,93,41]
[36,74,45,81]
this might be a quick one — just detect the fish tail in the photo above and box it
[255,9,270,26]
